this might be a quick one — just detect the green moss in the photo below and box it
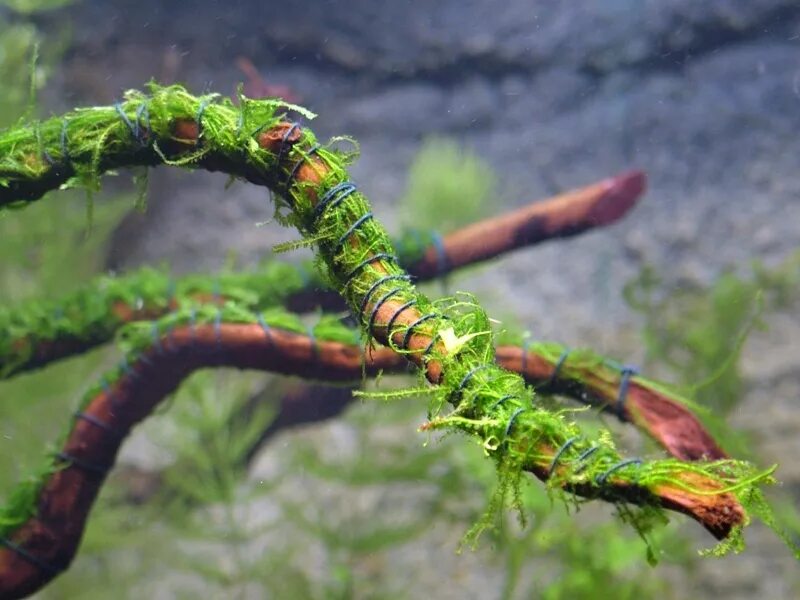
[0,224,455,380]
[0,84,789,559]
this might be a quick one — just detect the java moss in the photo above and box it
[0,304,361,539]
[0,84,791,558]
[0,226,441,380]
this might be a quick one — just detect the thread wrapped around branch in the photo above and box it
[499,344,727,461]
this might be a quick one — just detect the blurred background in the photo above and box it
[1,0,799,598]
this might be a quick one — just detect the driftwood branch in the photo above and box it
[411,170,645,279]
[0,86,777,597]
[0,320,741,599]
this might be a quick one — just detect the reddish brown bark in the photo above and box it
[412,171,645,279]
[0,322,743,599]
[495,346,726,461]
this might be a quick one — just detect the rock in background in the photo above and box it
[37,0,800,597]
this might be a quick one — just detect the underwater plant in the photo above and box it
[0,84,796,598]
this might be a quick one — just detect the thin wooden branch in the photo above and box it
[231,342,726,463]
[411,171,645,279]
[257,125,748,543]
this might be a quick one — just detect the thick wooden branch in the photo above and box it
[0,323,743,599]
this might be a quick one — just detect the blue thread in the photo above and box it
[456,364,493,401]
[422,332,440,358]
[488,394,516,411]
[521,337,532,374]
[615,364,638,421]
[384,299,417,342]
[285,143,320,190]
[504,407,526,438]
[235,108,245,137]
[276,122,300,166]
[548,435,580,477]
[0,538,64,575]
[196,98,211,136]
[215,308,223,348]
[312,182,357,223]
[165,279,176,306]
[596,458,643,485]
[358,274,410,324]
[119,356,138,379]
[134,103,151,145]
[138,353,155,368]
[334,212,373,255]
[60,119,70,162]
[401,313,437,351]
[100,375,121,412]
[42,147,55,166]
[545,348,570,388]
[249,120,274,137]
[36,126,55,166]
[431,232,449,276]
[162,323,176,354]
[115,102,137,139]
[344,253,397,288]
[572,445,600,473]
[576,445,599,462]
[74,411,121,439]
[56,451,110,476]
[189,307,198,343]
[367,287,405,335]
[257,313,272,343]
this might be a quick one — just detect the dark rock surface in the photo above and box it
[42,0,800,597]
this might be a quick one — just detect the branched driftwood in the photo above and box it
[0,85,788,599]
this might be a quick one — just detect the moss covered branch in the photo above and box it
[0,85,790,597]
[0,312,748,598]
